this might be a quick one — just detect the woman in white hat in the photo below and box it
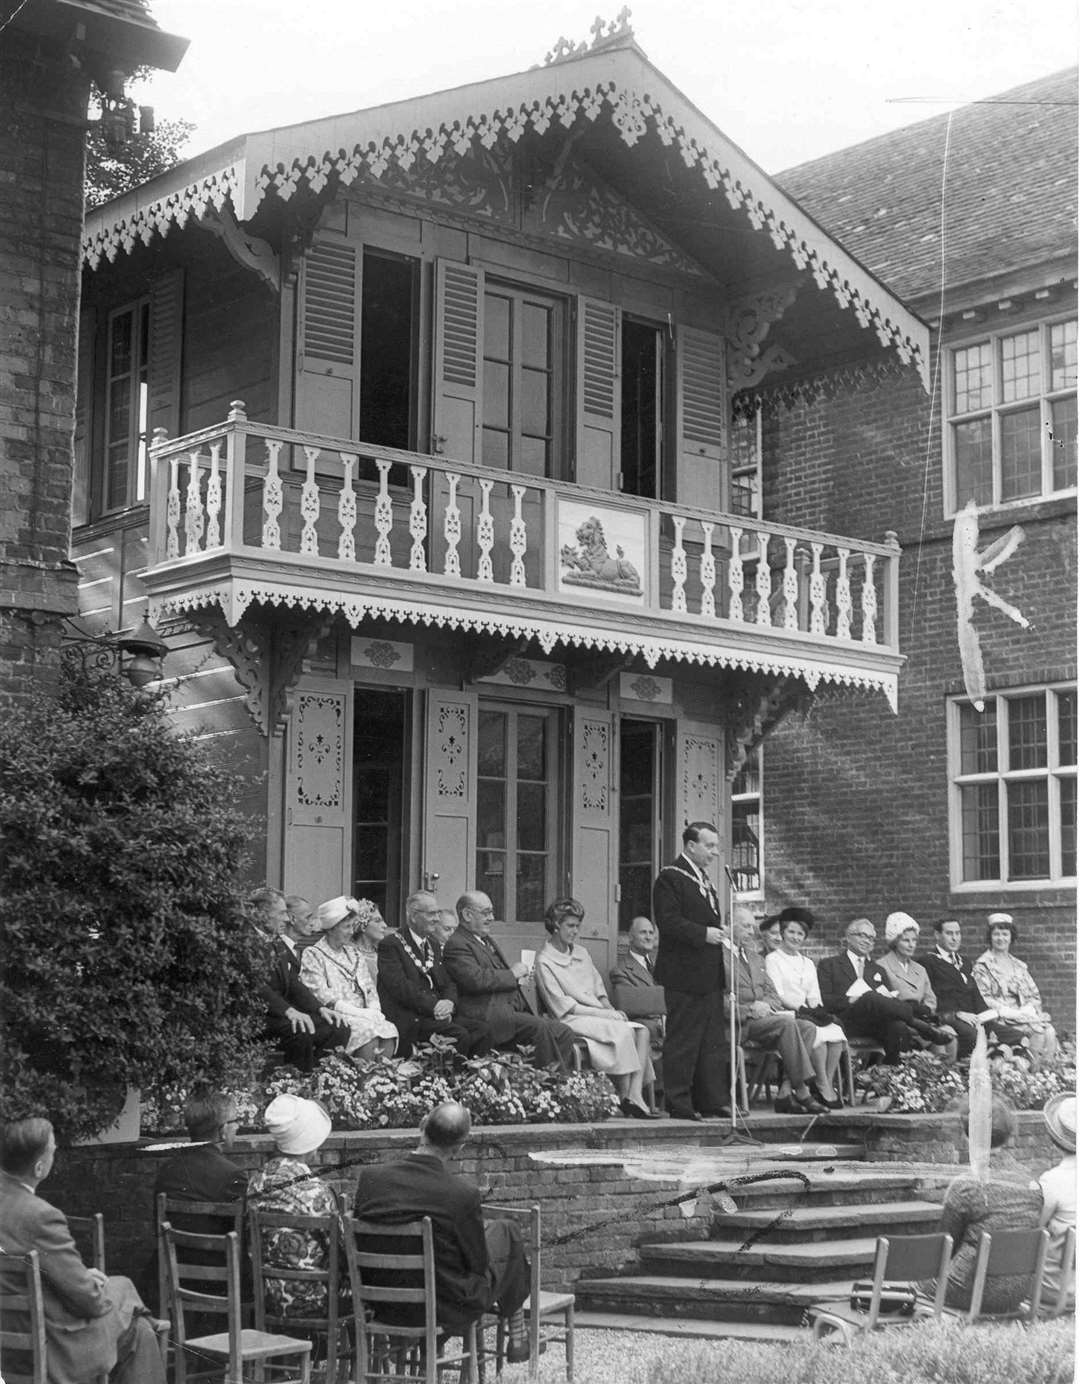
[1038,1092,1076,1309]
[248,1094,343,1320]
[300,896,398,1058]
[972,914,1059,1065]
[878,913,958,1062]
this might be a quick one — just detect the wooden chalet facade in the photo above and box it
[74,23,929,972]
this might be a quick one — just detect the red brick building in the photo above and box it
[755,69,1077,1026]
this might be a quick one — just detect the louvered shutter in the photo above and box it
[675,323,726,511]
[72,305,95,527]
[147,268,183,441]
[295,237,361,437]
[431,259,483,465]
[575,296,621,490]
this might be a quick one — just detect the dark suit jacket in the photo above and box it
[353,1153,489,1328]
[817,952,895,1016]
[260,936,323,1019]
[442,926,528,1045]
[652,856,725,996]
[154,1142,248,1207]
[0,1171,119,1383]
[377,932,459,1043]
[918,949,990,1016]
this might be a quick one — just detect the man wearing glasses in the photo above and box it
[443,891,577,1070]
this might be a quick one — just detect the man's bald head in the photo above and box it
[419,1101,472,1154]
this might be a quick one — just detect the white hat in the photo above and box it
[884,911,919,945]
[987,911,1014,926]
[264,1094,331,1155]
[316,896,360,931]
[1043,1093,1076,1155]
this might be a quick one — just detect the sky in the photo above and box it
[139,0,1077,175]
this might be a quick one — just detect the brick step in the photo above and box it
[723,1169,951,1211]
[637,1236,879,1282]
[703,1198,944,1237]
[574,1273,855,1326]
[574,1310,809,1343]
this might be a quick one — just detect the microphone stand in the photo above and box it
[714,865,762,1148]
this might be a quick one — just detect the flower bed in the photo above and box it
[858,1042,1075,1114]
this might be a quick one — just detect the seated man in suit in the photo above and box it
[154,1085,247,1207]
[377,891,492,1058]
[610,916,666,1111]
[919,917,1024,1058]
[817,917,951,1065]
[443,892,576,1071]
[0,1116,166,1383]
[250,885,349,1072]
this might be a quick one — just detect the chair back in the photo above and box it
[967,1226,1050,1322]
[161,1222,242,1382]
[344,1215,439,1375]
[156,1192,244,1319]
[0,1249,47,1384]
[250,1208,346,1383]
[865,1233,953,1326]
[66,1213,106,1272]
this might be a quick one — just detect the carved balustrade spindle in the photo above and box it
[809,542,827,635]
[409,466,428,572]
[700,521,716,618]
[671,516,688,612]
[727,525,744,622]
[782,536,799,629]
[299,447,322,555]
[374,459,393,566]
[184,450,205,556]
[509,485,527,587]
[861,553,878,643]
[755,532,772,625]
[443,473,462,576]
[337,454,357,563]
[166,455,181,559]
[477,479,495,583]
[835,548,852,639]
[262,440,284,551]
[205,441,222,549]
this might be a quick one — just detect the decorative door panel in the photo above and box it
[575,296,621,491]
[422,689,478,911]
[284,679,354,903]
[675,322,726,512]
[675,724,725,890]
[295,237,362,439]
[571,708,616,976]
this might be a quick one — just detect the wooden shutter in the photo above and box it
[675,724,725,889]
[675,323,726,511]
[571,708,617,976]
[431,259,483,465]
[147,268,184,442]
[295,236,361,437]
[284,679,355,901]
[575,296,621,491]
[72,304,94,528]
[422,689,478,908]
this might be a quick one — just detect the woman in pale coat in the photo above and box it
[973,913,1059,1065]
[878,912,957,1062]
[300,896,398,1058]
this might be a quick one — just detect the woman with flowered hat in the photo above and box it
[300,896,398,1058]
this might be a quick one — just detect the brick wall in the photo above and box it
[760,363,1077,1030]
[0,31,85,707]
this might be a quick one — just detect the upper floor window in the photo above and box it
[482,284,564,478]
[730,405,762,519]
[103,298,150,512]
[730,745,763,895]
[948,685,1077,889]
[947,317,1077,513]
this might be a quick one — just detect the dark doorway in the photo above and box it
[619,719,661,930]
[359,250,417,450]
[620,319,662,499]
[352,689,409,924]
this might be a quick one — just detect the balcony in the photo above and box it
[144,403,903,705]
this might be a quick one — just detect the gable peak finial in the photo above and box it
[544,10,635,66]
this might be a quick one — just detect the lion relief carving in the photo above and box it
[560,516,643,595]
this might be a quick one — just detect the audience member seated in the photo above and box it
[817,917,951,1065]
[154,1085,247,1208]
[730,905,828,1113]
[443,892,577,1071]
[610,916,666,1111]
[973,913,1060,1065]
[285,895,318,952]
[300,897,398,1060]
[353,1102,533,1363]
[376,892,492,1059]
[922,1096,1042,1313]
[1038,1093,1076,1310]
[919,918,1016,1060]
[248,1095,344,1321]
[878,913,958,1062]
[763,907,846,1106]
[759,914,783,953]
[353,898,389,987]
[432,908,459,946]
[0,1116,166,1383]
[251,886,350,1073]
[537,898,658,1120]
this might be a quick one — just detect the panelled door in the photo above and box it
[284,677,355,904]
[421,688,478,911]
[674,723,726,896]
[570,707,617,976]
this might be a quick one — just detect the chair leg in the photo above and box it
[565,1304,574,1382]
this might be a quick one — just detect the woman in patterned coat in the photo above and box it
[300,896,398,1058]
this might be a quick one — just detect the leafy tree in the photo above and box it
[85,74,195,209]
[0,661,264,1142]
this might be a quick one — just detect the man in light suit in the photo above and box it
[652,822,729,1121]
[0,1117,165,1384]
[610,916,666,1109]
[442,892,576,1070]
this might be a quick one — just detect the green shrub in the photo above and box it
[0,661,264,1141]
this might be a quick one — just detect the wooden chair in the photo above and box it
[739,1039,782,1108]
[842,1037,886,1104]
[0,1249,47,1384]
[809,1232,953,1345]
[156,1192,245,1320]
[66,1212,106,1272]
[965,1226,1050,1322]
[480,1203,573,1382]
[161,1222,312,1384]
[343,1214,478,1384]
[528,975,587,1073]
[250,1207,353,1384]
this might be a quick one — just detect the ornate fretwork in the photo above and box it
[735,356,911,417]
[725,286,799,387]
[578,717,611,813]
[197,205,280,291]
[717,671,815,781]
[544,10,634,65]
[82,166,239,269]
[568,651,629,694]
[467,636,531,683]
[351,142,513,222]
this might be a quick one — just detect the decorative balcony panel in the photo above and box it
[144,407,903,708]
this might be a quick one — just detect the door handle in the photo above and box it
[423,869,441,893]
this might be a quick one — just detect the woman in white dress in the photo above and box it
[300,896,398,1059]
[765,911,846,1107]
[536,898,658,1119]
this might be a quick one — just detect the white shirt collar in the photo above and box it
[408,928,429,952]
[847,950,866,968]
[281,935,297,955]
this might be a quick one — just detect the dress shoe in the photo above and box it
[773,1094,801,1114]
[621,1099,662,1120]
[506,1339,547,1364]
[796,1094,830,1114]
[668,1108,704,1121]
[700,1107,732,1119]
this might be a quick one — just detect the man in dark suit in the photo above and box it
[919,917,1021,1058]
[442,892,576,1070]
[610,916,665,1110]
[250,886,349,1072]
[0,1117,166,1384]
[154,1086,247,1207]
[818,917,950,1064]
[652,821,729,1120]
[353,1102,533,1362]
[377,891,492,1058]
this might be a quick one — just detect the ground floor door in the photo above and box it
[352,689,410,924]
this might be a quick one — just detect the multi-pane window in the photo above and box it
[950,686,1077,886]
[730,746,763,895]
[475,705,558,923]
[482,285,563,478]
[948,318,1077,512]
[103,299,150,512]
[618,720,661,929]
[730,405,762,518]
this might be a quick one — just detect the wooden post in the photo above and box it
[224,400,248,553]
[146,427,169,565]
[883,530,901,652]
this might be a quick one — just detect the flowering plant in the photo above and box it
[990,1041,1075,1111]
[858,1052,967,1113]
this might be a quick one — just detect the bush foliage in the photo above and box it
[0,663,263,1141]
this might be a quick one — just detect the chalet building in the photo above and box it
[0,0,184,707]
[74,20,930,973]
[758,68,1077,1024]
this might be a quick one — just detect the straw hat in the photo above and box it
[316,896,360,931]
[884,911,919,945]
[1043,1092,1076,1154]
[264,1094,331,1156]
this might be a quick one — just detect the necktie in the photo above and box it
[641,953,653,974]
[951,952,962,970]
[854,956,864,978]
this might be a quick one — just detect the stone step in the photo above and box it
[723,1168,952,1210]
[575,1273,855,1326]
[638,1236,879,1282]
[574,1310,809,1343]
[703,1198,945,1237]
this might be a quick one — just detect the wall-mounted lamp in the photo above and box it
[62,615,169,689]
[98,68,155,152]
